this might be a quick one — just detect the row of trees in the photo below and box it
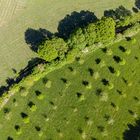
[37,6,140,63]
[38,17,116,62]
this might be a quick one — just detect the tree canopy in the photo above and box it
[68,28,86,49]
[38,37,68,62]
[95,17,116,43]
[135,0,140,9]
[68,17,116,50]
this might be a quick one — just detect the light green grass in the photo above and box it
[0,0,135,85]
[0,31,140,140]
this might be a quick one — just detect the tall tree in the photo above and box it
[38,37,68,62]
[95,17,116,43]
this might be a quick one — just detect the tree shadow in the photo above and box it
[104,5,132,20]
[104,9,116,19]
[25,28,53,52]
[0,86,7,96]
[123,119,140,140]
[132,7,139,13]
[135,0,140,9]
[16,57,45,83]
[0,57,45,96]
[57,10,98,39]
[6,78,15,87]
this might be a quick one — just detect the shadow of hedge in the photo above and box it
[57,10,98,39]
[25,28,53,52]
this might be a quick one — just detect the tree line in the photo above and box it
[35,6,140,63]
[38,17,116,62]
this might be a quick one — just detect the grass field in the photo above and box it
[0,30,140,140]
[0,0,135,85]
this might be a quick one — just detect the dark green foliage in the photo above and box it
[95,17,116,43]
[38,37,68,62]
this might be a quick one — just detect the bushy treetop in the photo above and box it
[95,17,116,43]
[38,37,68,62]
